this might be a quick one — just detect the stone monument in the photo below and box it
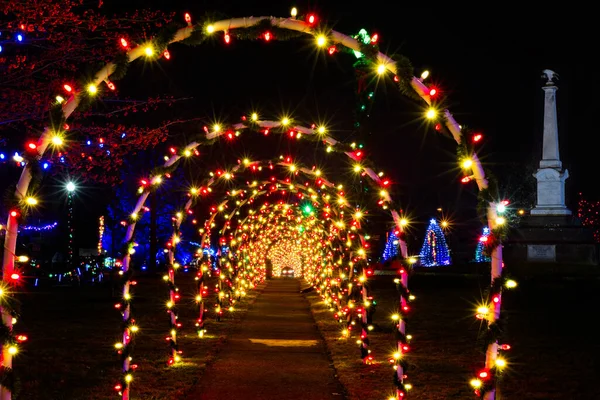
[504,70,598,269]
[530,69,571,216]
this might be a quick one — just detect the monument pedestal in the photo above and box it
[504,215,598,268]
[530,167,571,216]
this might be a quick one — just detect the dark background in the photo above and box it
[2,2,596,257]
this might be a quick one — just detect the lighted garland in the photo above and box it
[0,9,517,400]
[128,120,411,392]
[202,170,377,361]
[184,160,376,349]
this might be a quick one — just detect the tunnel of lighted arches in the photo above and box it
[0,10,511,400]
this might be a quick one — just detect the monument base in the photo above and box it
[504,215,599,270]
[530,207,572,216]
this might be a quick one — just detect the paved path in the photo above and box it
[189,278,346,400]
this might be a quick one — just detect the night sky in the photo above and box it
[2,2,597,252]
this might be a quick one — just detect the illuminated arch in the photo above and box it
[0,12,514,400]
[118,122,400,384]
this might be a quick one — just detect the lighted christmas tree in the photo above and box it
[418,218,451,266]
[382,229,400,261]
[474,227,492,262]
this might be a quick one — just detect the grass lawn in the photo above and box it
[13,270,262,400]
[12,266,600,399]
[306,269,600,400]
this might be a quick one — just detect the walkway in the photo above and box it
[189,278,346,400]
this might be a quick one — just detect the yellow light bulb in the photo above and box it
[115,343,123,349]
[125,374,133,383]
[505,279,517,289]
[495,358,507,368]
[213,124,221,132]
[281,117,290,126]
[184,149,192,157]
[167,301,173,308]
[144,46,154,56]
[425,108,437,119]
[421,70,430,80]
[391,314,400,321]
[26,197,38,205]
[56,95,65,103]
[477,306,489,314]
[354,164,362,172]
[470,379,482,388]
[316,35,326,47]
[462,159,473,169]
[87,83,97,95]
[17,256,28,262]
[496,216,506,225]
[251,112,258,121]
[130,325,139,333]
[51,135,64,146]
[206,25,215,33]
[291,7,298,17]
[8,346,18,355]
[317,126,326,134]
[377,64,387,75]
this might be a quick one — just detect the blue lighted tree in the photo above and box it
[382,229,400,261]
[473,227,492,262]
[418,218,451,266]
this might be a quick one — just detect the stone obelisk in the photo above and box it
[530,69,572,216]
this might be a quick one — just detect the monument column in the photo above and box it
[531,69,571,216]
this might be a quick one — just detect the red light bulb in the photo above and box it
[11,273,20,280]
[120,38,128,48]
[461,176,471,183]
[163,50,171,60]
[429,87,437,96]
[263,32,271,42]
[224,33,231,44]
[63,84,73,93]
[184,13,191,23]
[308,14,316,24]
[328,46,336,55]
[473,133,483,142]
